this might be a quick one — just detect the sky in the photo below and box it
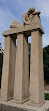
[0,0,49,48]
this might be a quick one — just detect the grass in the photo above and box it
[43,109,49,111]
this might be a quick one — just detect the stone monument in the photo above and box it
[1,7,45,107]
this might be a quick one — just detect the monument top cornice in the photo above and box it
[3,24,44,37]
[3,7,44,37]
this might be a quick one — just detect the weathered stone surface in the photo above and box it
[23,7,35,25]
[10,19,22,28]
[30,31,45,105]
[32,11,41,15]
[14,34,29,102]
[3,7,44,37]
[1,36,16,100]
[23,7,41,25]
[28,7,35,13]
[0,103,36,111]
[3,24,44,37]
[0,100,49,111]
[1,7,45,107]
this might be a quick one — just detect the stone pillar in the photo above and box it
[1,35,16,100]
[14,34,29,103]
[30,30,45,106]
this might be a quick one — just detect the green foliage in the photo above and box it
[45,93,49,100]
[0,53,3,88]
[28,43,31,52]
[28,43,31,79]
[43,109,49,111]
[43,45,49,83]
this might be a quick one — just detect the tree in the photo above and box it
[28,43,31,78]
[28,43,49,84]
[0,43,3,88]
[43,45,49,83]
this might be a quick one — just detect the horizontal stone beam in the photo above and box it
[3,24,44,37]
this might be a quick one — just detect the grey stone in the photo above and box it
[1,7,45,107]
[0,104,36,111]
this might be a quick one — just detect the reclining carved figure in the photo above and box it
[10,7,41,28]
[23,7,41,25]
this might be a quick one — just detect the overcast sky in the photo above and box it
[0,0,49,47]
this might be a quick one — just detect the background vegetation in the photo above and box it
[45,93,49,100]
[28,44,49,83]
[43,45,49,83]
[0,53,3,88]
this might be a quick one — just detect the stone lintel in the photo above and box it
[3,24,44,38]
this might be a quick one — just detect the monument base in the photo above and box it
[28,100,45,107]
[13,98,29,104]
[0,99,49,111]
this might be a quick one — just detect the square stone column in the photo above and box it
[1,35,16,100]
[14,34,29,103]
[30,31,45,106]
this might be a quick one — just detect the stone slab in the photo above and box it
[3,14,44,37]
[0,100,49,111]
[3,24,44,37]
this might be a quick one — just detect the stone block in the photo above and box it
[1,36,16,100]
